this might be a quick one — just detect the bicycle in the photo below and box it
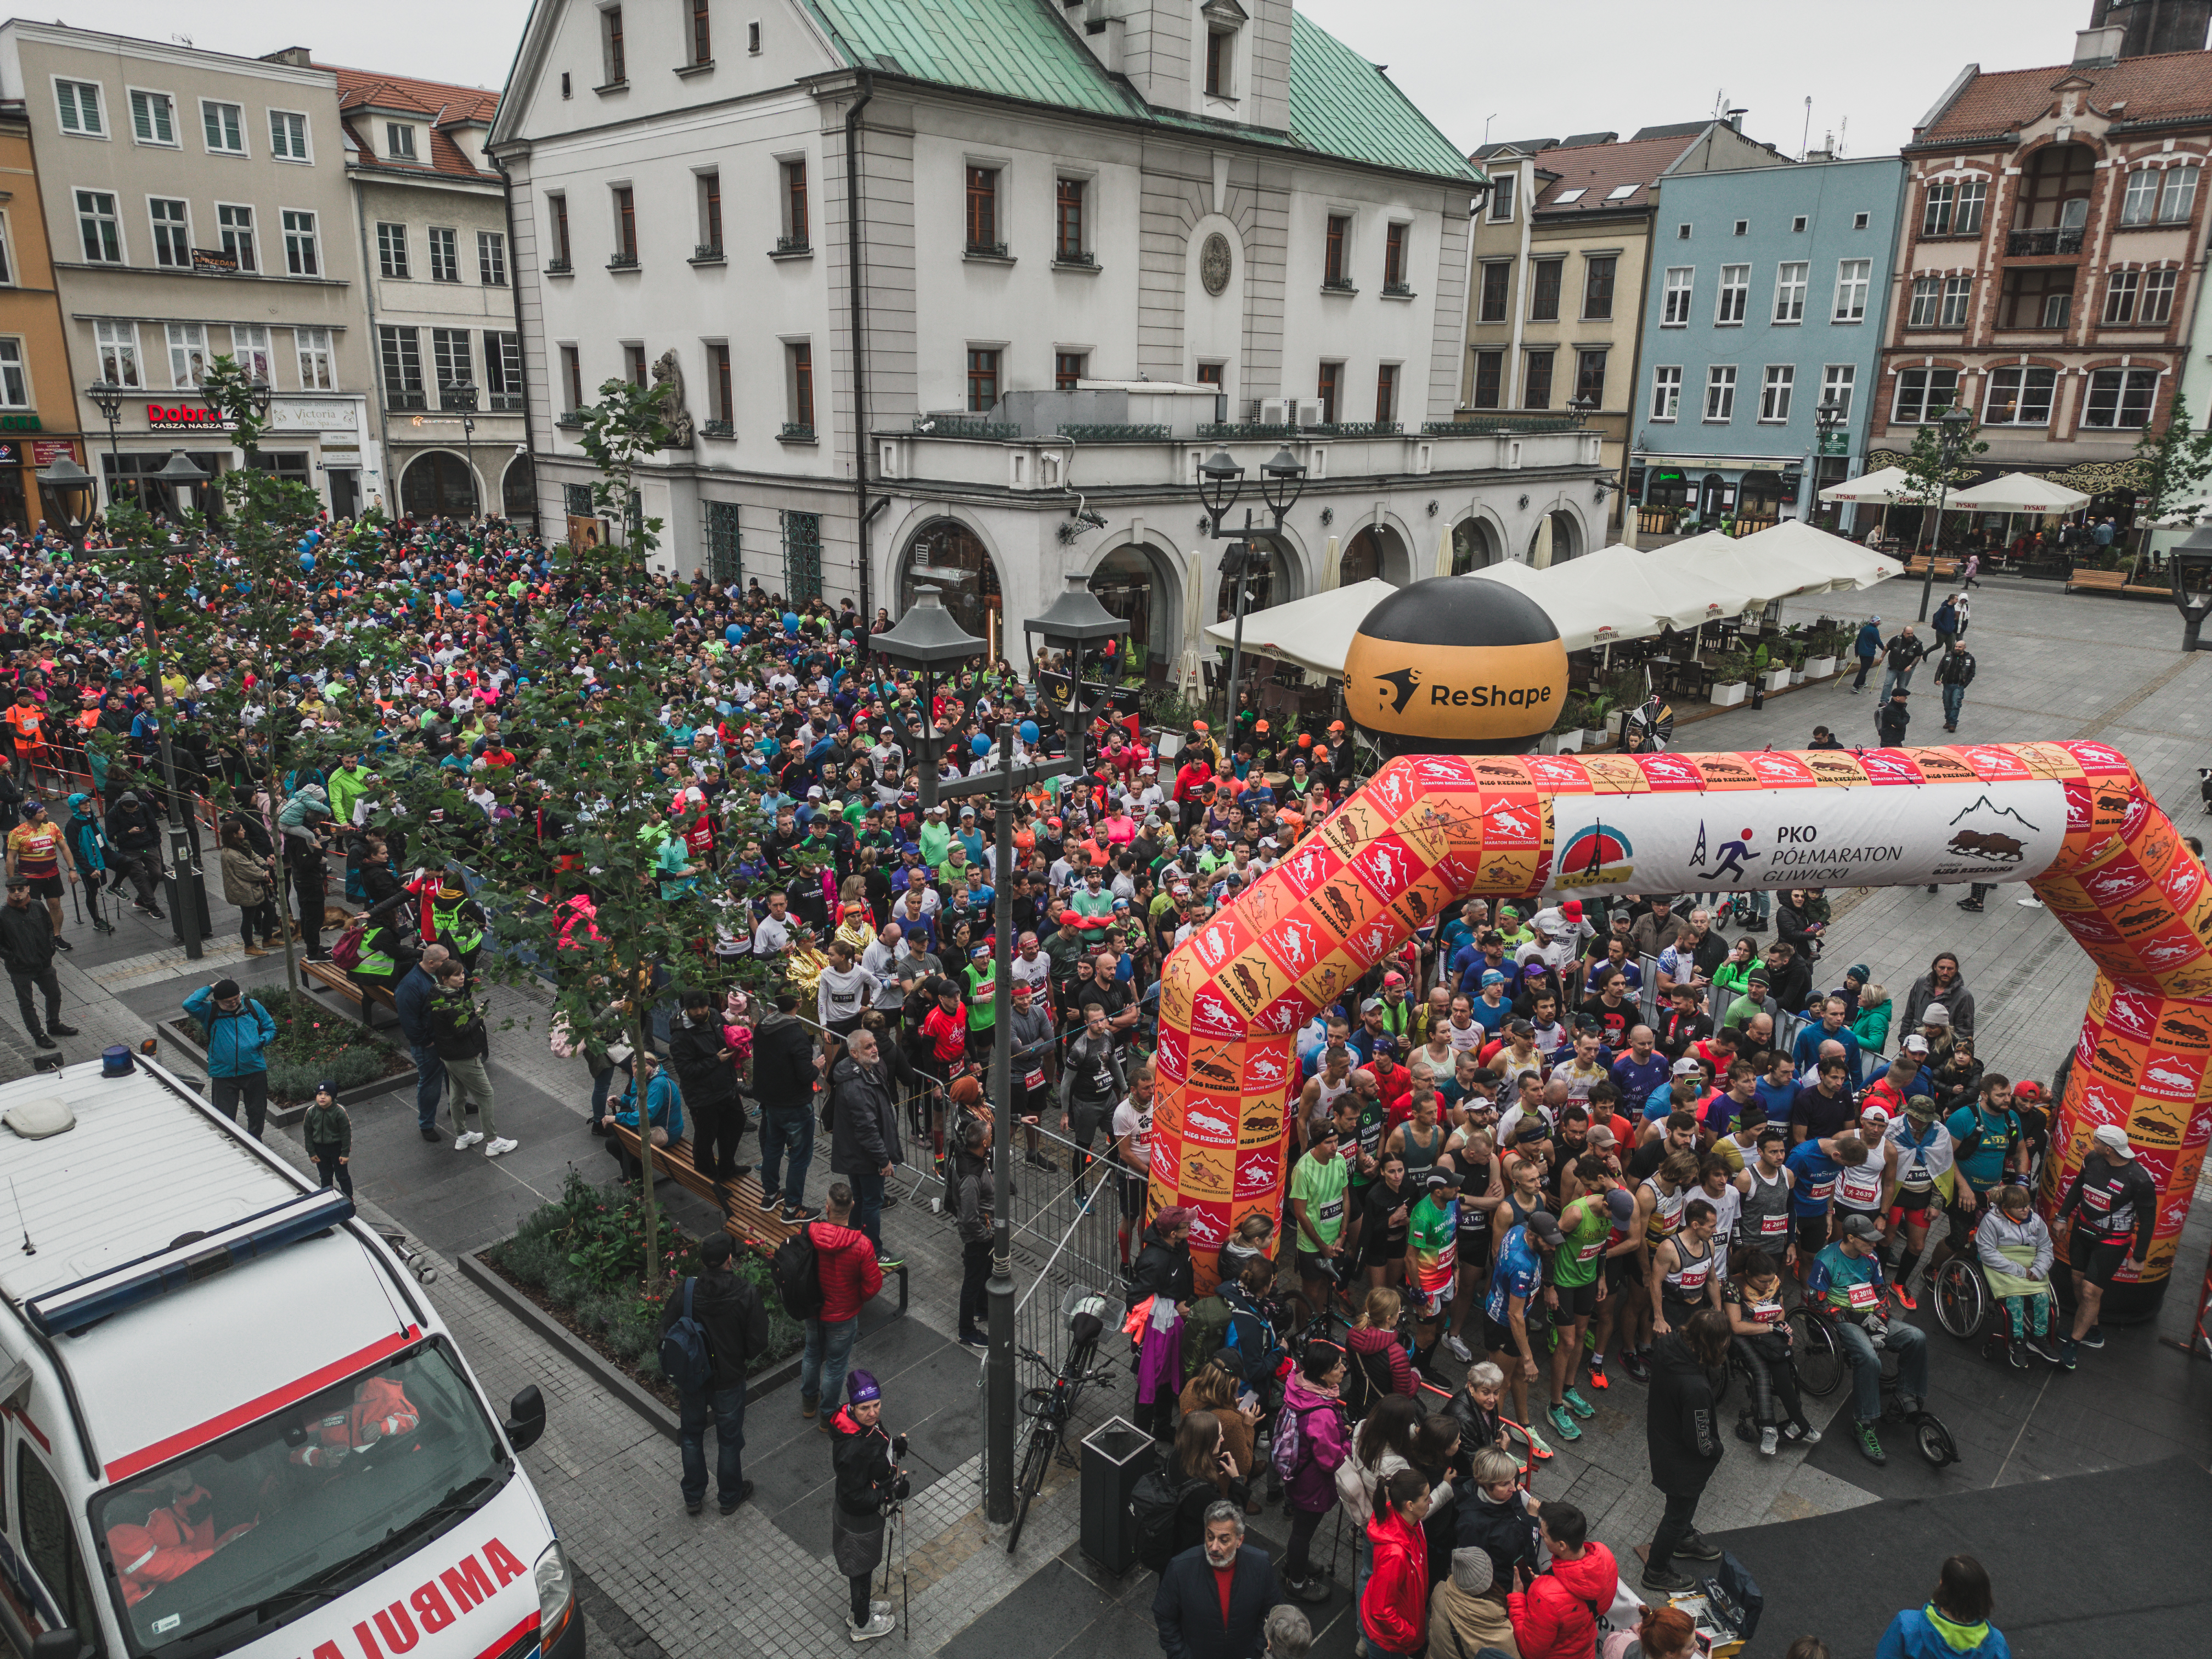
[1006,1310,1112,1554]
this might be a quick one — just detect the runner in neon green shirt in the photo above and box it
[1290,1124,1350,1309]
[1543,1187,1615,1442]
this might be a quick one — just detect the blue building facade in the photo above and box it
[1628,155,1906,534]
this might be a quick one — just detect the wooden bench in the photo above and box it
[302,957,402,1033]
[2064,567,2128,594]
[607,1120,910,1317]
[1901,555,1962,578]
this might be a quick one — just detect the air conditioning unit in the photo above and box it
[1259,398,1290,425]
[1295,399,1325,427]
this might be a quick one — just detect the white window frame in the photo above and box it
[268,108,312,163]
[427,225,460,283]
[94,319,142,388]
[53,77,105,138]
[1703,364,1736,422]
[1773,261,1807,323]
[1982,365,2056,427]
[146,195,191,269]
[165,321,207,390]
[2142,267,2179,325]
[1907,275,1941,329]
[1649,364,1681,420]
[74,189,124,264]
[201,98,245,156]
[2083,366,2161,429]
[126,87,178,147]
[2103,268,2141,325]
[1759,364,1794,424]
[295,325,335,391]
[281,207,320,276]
[1832,258,1870,322]
[1715,263,1748,325]
[385,121,417,161]
[0,212,12,287]
[2159,165,2199,224]
[229,323,274,384]
[1940,275,1972,328]
[0,337,27,409]
[1661,266,1694,326]
[1890,367,1959,425]
[376,220,409,279]
[1820,363,1855,421]
[2121,168,2159,226]
[477,230,507,286]
[216,202,258,273]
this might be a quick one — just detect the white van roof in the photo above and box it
[0,1060,420,1486]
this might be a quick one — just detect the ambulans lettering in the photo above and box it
[306,1539,528,1659]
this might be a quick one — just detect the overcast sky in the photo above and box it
[78,0,2099,158]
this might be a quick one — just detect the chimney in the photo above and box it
[1725,107,1747,131]
[2074,24,2126,64]
[259,46,317,69]
[1804,148,1835,163]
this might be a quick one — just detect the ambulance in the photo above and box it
[0,1055,579,1659]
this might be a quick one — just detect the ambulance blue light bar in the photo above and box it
[26,1190,356,1336]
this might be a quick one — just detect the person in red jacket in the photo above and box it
[1508,1500,1620,1659]
[800,1182,885,1426]
[1361,1468,1434,1658]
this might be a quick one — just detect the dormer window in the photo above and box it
[1201,0,1245,98]
[386,122,416,161]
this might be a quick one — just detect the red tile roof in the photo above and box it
[1523,131,1700,213]
[318,63,499,181]
[1918,48,2212,142]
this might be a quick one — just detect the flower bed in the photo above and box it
[180,989,413,1104]
[482,1170,804,1406]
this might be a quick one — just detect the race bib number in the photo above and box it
[1577,1237,1605,1263]
[1316,1198,1344,1222]
[1759,1213,1789,1237]
[2084,1187,2112,1214]
[1752,1299,1784,1326]
[1805,1176,1838,1204]
[1846,1281,1880,1311]
[1024,1069,1046,1092]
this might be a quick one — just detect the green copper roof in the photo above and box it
[803,0,1480,183]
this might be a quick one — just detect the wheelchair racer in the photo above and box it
[1807,1212,1929,1467]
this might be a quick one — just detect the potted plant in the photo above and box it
[1781,639,1808,685]
[1708,650,1752,708]
[1802,622,1839,681]
[1582,690,1616,750]
[1750,641,1790,695]
[1541,690,1588,753]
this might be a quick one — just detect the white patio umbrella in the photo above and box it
[1942,472,2090,514]
[1198,577,1399,678]
[1662,529,1844,605]
[1465,560,1666,652]
[1734,519,1906,592]
[1817,465,1920,504]
[1576,544,1755,629]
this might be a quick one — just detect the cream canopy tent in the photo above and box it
[1817,465,1921,504]
[1663,529,1853,604]
[1734,519,1906,591]
[1942,472,2091,514]
[1551,545,1756,632]
[1464,558,1678,652]
[1199,578,1401,678]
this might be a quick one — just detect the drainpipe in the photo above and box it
[489,146,544,535]
[846,71,875,627]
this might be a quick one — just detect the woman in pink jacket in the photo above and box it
[1278,1341,1352,1604]
[1361,1469,1435,1657]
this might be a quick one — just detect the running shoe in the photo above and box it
[453,1130,484,1151]
[1561,1386,1595,1420]
[1641,1565,1697,1595]
[2080,1325,2106,1350]
[484,1137,518,1158]
[1622,1350,1650,1384]
[2056,1338,2079,1370]
[2008,1342,2029,1370]
[1891,1281,1919,1312]
[1854,1421,1887,1465]
[1676,1532,1723,1563]
[1758,1426,1779,1456]
[1523,1424,1554,1460]
[1784,1421,1822,1446]
[1443,1333,1472,1363]
[2023,1334,2064,1365]
[1585,1353,1609,1390]
[1547,1404,1582,1442]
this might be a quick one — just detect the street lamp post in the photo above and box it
[35,456,94,552]
[447,382,481,521]
[1812,398,1843,529]
[140,449,215,956]
[1199,447,1306,732]
[879,574,1124,1528]
[86,380,128,515]
[1917,407,1974,622]
[2166,524,2212,651]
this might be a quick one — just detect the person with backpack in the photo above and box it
[302,1081,353,1199]
[794,1182,883,1427]
[1130,1206,1197,1442]
[659,1231,770,1516]
[181,977,273,1137]
[1276,1340,1352,1605]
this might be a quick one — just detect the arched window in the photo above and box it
[897,517,1000,640]
[400,450,478,520]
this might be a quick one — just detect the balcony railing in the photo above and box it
[2006,227,2084,256]
[489,392,523,413]
[543,259,573,275]
[774,235,811,255]
[1321,275,1356,292]
[1307,421,1401,438]
[692,242,725,261]
[1197,422,1300,440]
[1056,422,1170,441]
[779,422,816,442]
[1382,281,1413,297]
[438,391,479,413]
[964,240,1010,259]
[555,410,587,428]
[1053,249,1096,267]
[701,419,734,438]
[913,415,1019,438]
[387,390,427,411]
[1426,414,1584,435]
[607,251,640,270]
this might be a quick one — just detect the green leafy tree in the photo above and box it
[2128,392,2212,572]
[1897,407,1989,558]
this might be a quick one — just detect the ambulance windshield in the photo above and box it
[92,1341,506,1658]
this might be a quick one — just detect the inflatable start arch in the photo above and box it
[1150,742,2212,1316]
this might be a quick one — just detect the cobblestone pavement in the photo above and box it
[3,577,2209,1656]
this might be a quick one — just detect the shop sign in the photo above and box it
[146,403,225,427]
[30,439,77,465]
[0,415,39,432]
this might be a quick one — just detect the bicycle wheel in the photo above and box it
[1914,1414,1960,1468]
[1932,1259,1988,1341]
[1006,1427,1053,1554]
[1790,1312,1846,1397]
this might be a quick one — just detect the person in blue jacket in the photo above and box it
[611,1050,686,1182]
[1876,1555,2010,1659]
[62,794,115,936]
[1852,616,1883,693]
[182,977,277,1139]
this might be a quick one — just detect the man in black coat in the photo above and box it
[1640,1309,1730,1595]
[658,1232,769,1516]
[829,1026,904,1263]
[104,790,165,917]
[752,991,821,1221]
[1153,1503,1287,1659]
[0,877,76,1049]
[1763,940,1815,1023]
[670,989,750,1188]
[1875,687,1911,748]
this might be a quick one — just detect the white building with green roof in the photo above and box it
[490,0,1603,675]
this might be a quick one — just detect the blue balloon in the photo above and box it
[1019,720,1039,744]
[972,733,992,757]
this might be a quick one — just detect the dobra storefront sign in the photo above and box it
[146,403,225,427]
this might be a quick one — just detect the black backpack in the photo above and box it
[657,1279,714,1393]
[1339,1341,1393,1424]
[770,1225,825,1319]
[1130,1471,1207,1571]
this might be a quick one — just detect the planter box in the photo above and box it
[1583,728,1610,751]
[1804,654,1837,679]
[1763,667,1792,694]
[155,1017,415,1128]
[1708,681,1750,708]
[1539,730,1582,753]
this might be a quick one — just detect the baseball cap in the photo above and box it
[1383,971,1406,988]
[1525,1211,1565,1248]
[1840,1214,1883,1243]
[1671,1056,1702,1076]
[1361,996,1384,1012]
[1560,900,1584,922]
[2093,1124,2135,1158]
[1310,1120,1341,1145]
[1424,1169,1463,1191]
[1373,1037,1398,1060]
[1604,1188,1637,1225]
[1860,1103,1891,1125]
[1902,1034,1931,1054]
[806,785,825,799]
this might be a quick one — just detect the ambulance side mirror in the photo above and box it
[503,1385,545,1452]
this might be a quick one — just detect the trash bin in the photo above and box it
[1079,1416,1156,1575]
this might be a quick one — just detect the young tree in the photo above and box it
[1897,407,1989,559]
[2128,392,2212,574]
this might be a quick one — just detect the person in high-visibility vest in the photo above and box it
[427,879,487,979]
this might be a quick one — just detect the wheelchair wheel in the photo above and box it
[1913,1413,1960,1468]
[1933,1257,1989,1341]
[1791,1311,1846,1397]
